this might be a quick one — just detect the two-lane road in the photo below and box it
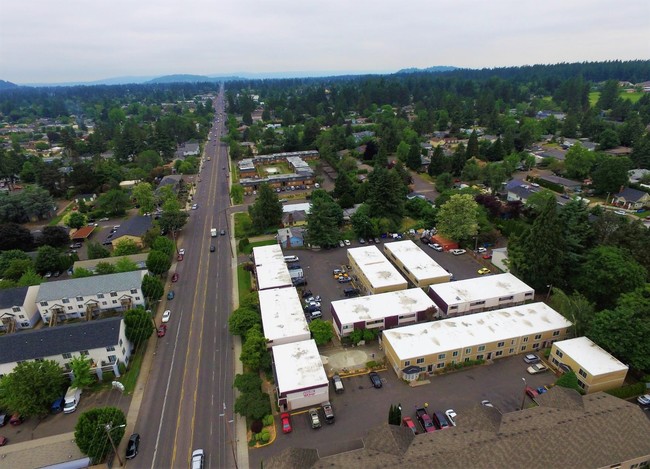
[135,89,235,469]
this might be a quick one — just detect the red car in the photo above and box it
[402,416,417,435]
[280,412,292,433]
[525,386,539,399]
[177,254,184,261]
[157,324,167,337]
[0,435,7,446]
[482,253,492,259]
[171,273,179,282]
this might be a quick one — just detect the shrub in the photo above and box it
[366,360,379,369]
[259,429,271,443]
[250,420,263,434]
[118,362,127,375]
[605,382,646,399]
[102,370,116,383]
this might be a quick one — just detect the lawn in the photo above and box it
[589,90,644,106]
[234,212,253,238]
[237,264,253,303]
[118,342,147,394]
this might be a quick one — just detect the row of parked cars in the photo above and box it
[407,406,457,434]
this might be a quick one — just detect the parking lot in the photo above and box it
[251,353,557,466]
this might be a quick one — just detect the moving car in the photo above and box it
[125,433,140,459]
[451,249,466,255]
[477,267,491,275]
[445,409,457,426]
[220,229,226,235]
[167,291,175,300]
[177,253,184,261]
[210,245,215,252]
[179,248,186,256]
[527,363,548,374]
[191,449,204,469]
[368,372,382,389]
[280,413,292,433]
[157,325,167,337]
[191,204,198,210]
[171,273,179,282]
[162,310,171,323]
[523,354,540,364]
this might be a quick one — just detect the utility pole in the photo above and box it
[220,403,239,469]
[104,422,126,467]
[520,378,527,411]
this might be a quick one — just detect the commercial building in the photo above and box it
[0,286,41,332]
[331,288,436,338]
[36,271,147,325]
[259,287,310,348]
[0,317,131,379]
[383,240,451,287]
[347,246,407,295]
[252,245,293,291]
[427,273,534,318]
[381,302,572,380]
[272,339,329,411]
[549,337,629,393]
[264,387,650,469]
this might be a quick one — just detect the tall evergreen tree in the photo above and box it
[248,184,283,233]
[466,130,479,159]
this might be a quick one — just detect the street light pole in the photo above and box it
[220,403,239,469]
[103,422,126,466]
[546,284,553,302]
[520,378,527,411]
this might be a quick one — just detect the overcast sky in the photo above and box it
[1,0,649,84]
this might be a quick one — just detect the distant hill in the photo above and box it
[146,74,223,84]
[396,66,459,74]
[0,80,19,90]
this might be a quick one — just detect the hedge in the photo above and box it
[605,382,647,399]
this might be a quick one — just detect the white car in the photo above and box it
[429,243,443,252]
[477,247,487,253]
[339,240,345,248]
[613,210,626,216]
[445,409,457,426]
[451,249,466,255]
[191,449,204,469]
[344,239,351,246]
[637,394,650,406]
[179,248,186,256]
[162,310,171,323]
[527,363,548,374]
[191,204,198,210]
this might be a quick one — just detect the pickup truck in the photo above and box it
[322,401,334,424]
[415,407,435,433]
[308,408,321,429]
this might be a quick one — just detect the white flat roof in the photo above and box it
[259,287,309,342]
[255,263,292,290]
[283,203,311,213]
[348,246,407,290]
[272,339,328,393]
[429,273,534,304]
[253,244,284,266]
[384,240,450,282]
[383,302,572,361]
[332,288,435,325]
[554,337,628,376]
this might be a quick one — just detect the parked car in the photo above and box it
[432,411,451,430]
[171,273,179,282]
[343,287,360,297]
[477,247,487,253]
[177,253,184,261]
[481,400,494,408]
[358,238,366,244]
[9,413,23,426]
[374,237,381,244]
[637,394,650,406]
[415,407,435,433]
[280,413,292,433]
[525,386,539,399]
[308,408,321,429]
[344,239,351,246]
[445,409,457,426]
[302,289,313,299]
[368,372,382,388]
[167,291,175,300]
[292,277,307,287]
[162,310,171,323]
[125,433,140,459]
[338,240,345,248]
[523,354,540,364]
[157,325,167,337]
[0,436,7,446]
[451,249,466,255]
[428,243,443,251]
[338,276,352,283]
[482,253,493,259]
[477,267,491,275]
[613,210,627,216]
[527,363,548,374]
[0,411,8,427]
[402,416,417,435]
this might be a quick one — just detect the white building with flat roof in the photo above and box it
[331,288,436,338]
[428,273,534,318]
[347,246,407,295]
[549,337,628,394]
[382,302,572,380]
[252,244,284,266]
[383,240,451,287]
[272,339,329,411]
[259,287,310,347]
[253,244,293,290]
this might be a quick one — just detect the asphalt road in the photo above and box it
[134,88,236,469]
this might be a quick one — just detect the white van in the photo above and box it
[284,255,299,263]
[63,387,81,414]
[210,228,217,237]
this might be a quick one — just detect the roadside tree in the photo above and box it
[141,274,164,302]
[75,407,127,463]
[248,184,283,233]
[146,250,171,276]
[228,307,261,337]
[123,307,154,346]
[131,182,156,215]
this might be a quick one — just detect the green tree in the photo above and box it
[482,162,508,194]
[596,80,619,110]
[112,239,140,256]
[41,226,70,248]
[591,154,631,195]
[114,257,138,272]
[309,319,333,345]
[239,324,269,370]
[141,274,164,302]
[69,356,96,389]
[34,245,63,274]
[72,267,94,278]
[131,182,156,215]
[305,191,343,248]
[396,141,410,162]
[597,128,620,150]
[0,360,66,417]
[234,390,271,420]
[146,250,172,276]
[406,143,422,171]
[228,307,262,337]
[74,407,127,463]
[87,242,111,260]
[563,143,595,179]
[123,307,154,346]
[555,371,583,393]
[95,262,117,275]
[96,189,130,217]
[248,184,283,233]
[558,199,593,284]
[233,372,263,394]
[0,249,31,275]
[151,236,175,256]
[466,131,479,158]
[0,224,33,251]
[436,194,479,242]
[549,287,595,337]
[435,172,453,192]
[366,166,406,222]
[3,258,34,281]
[67,212,87,229]
[461,158,482,181]
[17,268,43,287]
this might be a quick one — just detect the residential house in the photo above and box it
[277,227,305,248]
[175,142,200,159]
[107,215,153,247]
[74,193,96,205]
[156,174,183,195]
[538,174,582,192]
[613,187,650,210]
[0,317,132,380]
[0,286,41,332]
[36,270,147,325]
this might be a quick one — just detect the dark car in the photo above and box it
[292,278,307,286]
[220,229,226,235]
[167,291,175,300]
[369,372,382,389]
[210,245,215,252]
[9,413,23,426]
[125,433,140,459]
[0,411,8,427]
[301,289,313,299]
[171,272,179,282]
[415,407,435,433]
[51,397,65,414]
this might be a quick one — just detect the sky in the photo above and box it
[1,0,649,84]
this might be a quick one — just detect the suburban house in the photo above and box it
[347,246,407,295]
[0,286,41,332]
[156,174,183,195]
[259,287,310,348]
[36,270,147,325]
[538,174,582,192]
[613,187,650,210]
[175,141,200,159]
[74,193,97,205]
[264,387,650,469]
[549,337,629,394]
[0,317,132,379]
[104,215,154,247]
[277,227,305,248]
[381,302,572,381]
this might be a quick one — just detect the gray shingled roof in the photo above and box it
[114,215,153,238]
[0,286,29,309]
[266,389,650,469]
[615,187,648,202]
[36,271,145,303]
[0,317,123,364]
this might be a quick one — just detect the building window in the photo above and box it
[579,369,587,378]
[108,355,117,364]
[465,348,472,354]
[522,337,529,343]
[520,346,527,351]
[112,300,118,304]
[438,353,446,360]
[449,305,458,310]
[62,298,70,304]
[98,294,104,299]
[533,343,540,349]
[110,292,117,297]
[495,351,503,357]
[577,380,585,389]
[106,345,115,352]
[470,300,485,306]
[102,301,107,305]
[478,345,486,352]
[534,334,542,340]
[498,296,513,301]
[62,353,72,359]
[40,301,48,306]
[464,357,470,362]
[509,348,514,354]
[404,360,410,367]
[556,350,564,358]
[416,358,425,364]
[511,339,516,345]
[122,347,126,355]
[80,350,89,356]
[135,297,140,301]
[525,292,533,297]
[476,355,484,360]
[12,307,20,312]
[68,306,73,310]
[436,363,445,369]
[130,289,137,294]
[553,330,560,336]
[452,351,458,357]
[497,341,504,348]
[19,314,25,319]
[76,297,83,301]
